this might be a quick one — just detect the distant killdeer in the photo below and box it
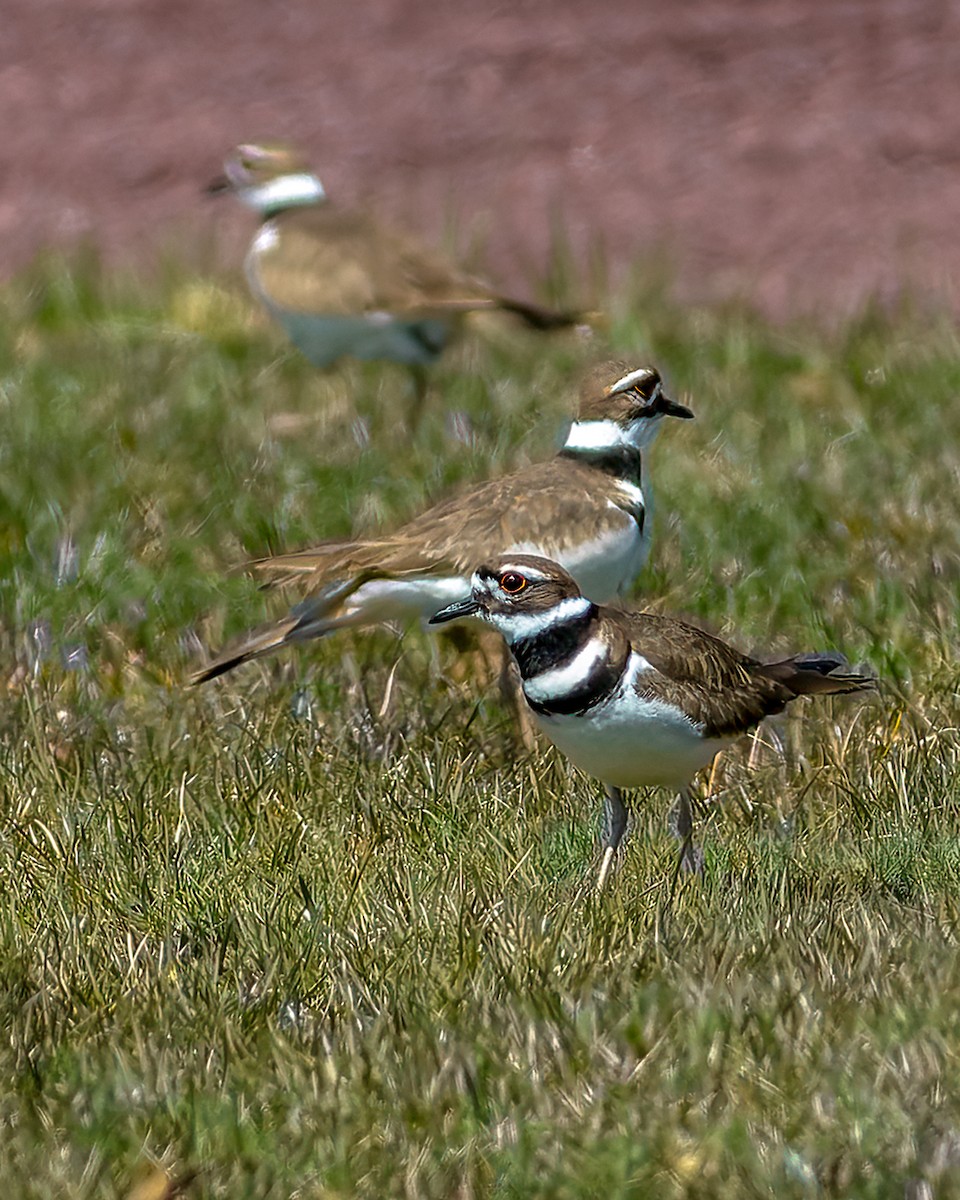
[430,555,875,888]
[209,141,583,387]
[193,363,693,682]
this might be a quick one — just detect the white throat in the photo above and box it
[486,595,593,646]
[564,415,662,455]
[238,173,326,214]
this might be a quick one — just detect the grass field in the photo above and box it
[2,249,960,1197]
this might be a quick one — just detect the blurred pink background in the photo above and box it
[5,0,958,317]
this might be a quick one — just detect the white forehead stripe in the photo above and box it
[474,562,555,586]
[563,419,627,453]
[609,368,658,395]
[239,173,326,213]
[523,637,609,703]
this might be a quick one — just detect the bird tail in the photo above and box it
[191,613,310,683]
[191,573,380,683]
[761,651,876,697]
[494,297,589,331]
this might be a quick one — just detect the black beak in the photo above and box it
[654,392,695,420]
[206,175,231,196]
[429,597,481,625]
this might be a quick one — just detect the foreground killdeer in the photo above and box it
[193,364,693,682]
[430,555,875,888]
[209,141,583,399]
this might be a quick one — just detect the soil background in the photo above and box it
[4,0,958,318]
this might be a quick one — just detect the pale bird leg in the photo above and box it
[596,847,616,894]
[669,785,703,876]
[596,785,628,892]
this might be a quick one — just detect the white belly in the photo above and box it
[262,303,451,367]
[532,656,726,789]
[246,241,452,366]
[282,310,450,367]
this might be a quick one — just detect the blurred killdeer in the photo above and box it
[209,141,583,386]
[193,363,693,682]
[431,555,875,888]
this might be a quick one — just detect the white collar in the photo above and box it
[239,173,326,214]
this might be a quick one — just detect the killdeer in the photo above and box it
[193,363,693,682]
[430,555,875,888]
[208,141,583,398]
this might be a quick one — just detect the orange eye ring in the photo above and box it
[499,571,527,594]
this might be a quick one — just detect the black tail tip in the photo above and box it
[792,651,851,676]
[792,650,878,693]
[189,658,238,685]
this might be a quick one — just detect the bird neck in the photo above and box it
[559,419,646,487]
[240,173,327,217]
[509,603,629,718]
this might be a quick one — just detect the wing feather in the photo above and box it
[252,207,580,325]
[252,460,635,588]
[615,611,795,737]
[254,208,496,316]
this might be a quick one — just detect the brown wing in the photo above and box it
[253,458,633,587]
[614,611,796,738]
[254,207,500,317]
